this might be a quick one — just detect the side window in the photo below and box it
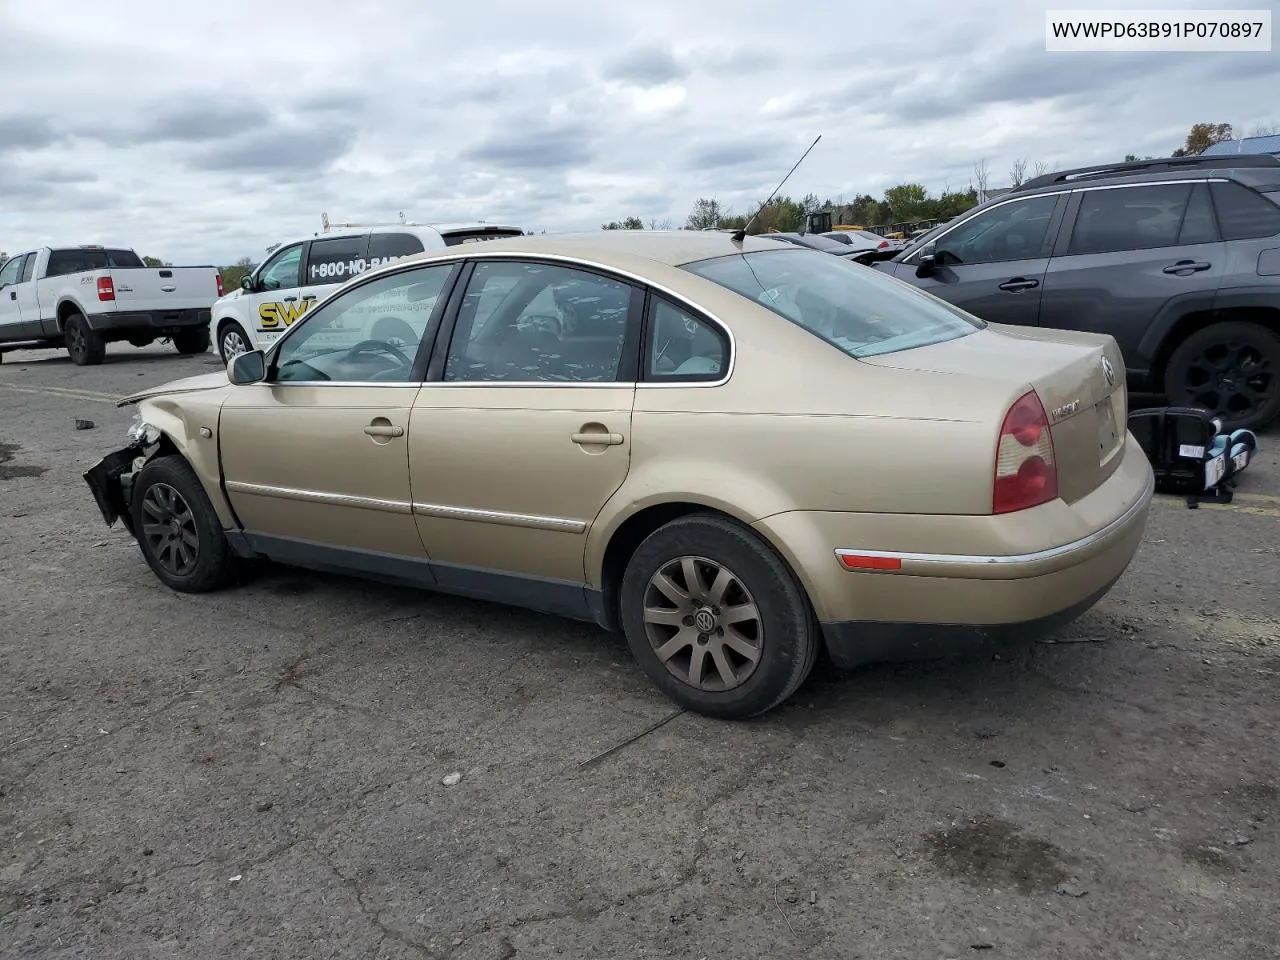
[367,232,426,268]
[645,297,728,382]
[273,263,456,383]
[20,254,36,283]
[1177,184,1220,245]
[443,260,636,383]
[304,234,368,286]
[1067,184,1193,255]
[1210,180,1280,241]
[934,194,1059,265]
[0,255,23,289]
[257,243,303,291]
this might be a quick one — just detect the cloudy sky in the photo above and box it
[1,0,1276,266]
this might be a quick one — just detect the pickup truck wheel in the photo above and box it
[64,313,106,366]
[1165,321,1280,431]
[130,455,235,593]
[618,513,819,720]
[173,328,210,355]
[217,321,250,363]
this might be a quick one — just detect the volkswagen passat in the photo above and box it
[84,231,1154,719]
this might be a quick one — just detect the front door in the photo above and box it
[0,254,26,339]
[408,258,640,612]
[219,261,460,576]
[889,192,1066,327]
[244,241,310,353]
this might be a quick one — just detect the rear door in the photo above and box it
[887,192,1067,326]
[300,231,370,304]
[407,258,640,612]
[1038,182,1226,377]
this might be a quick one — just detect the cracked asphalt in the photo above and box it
[2,343,1279,960]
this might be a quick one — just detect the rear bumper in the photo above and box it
[87,308,211,332]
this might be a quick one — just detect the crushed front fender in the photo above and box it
[83,440,146,533]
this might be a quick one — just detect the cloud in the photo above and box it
[1,0,1275,265]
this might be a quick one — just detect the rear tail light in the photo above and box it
[96,277,115,302]
[216,274,224,297]
[878,240,889,249]
[993,389,1058,514]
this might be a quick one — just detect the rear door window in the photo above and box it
[1210,180,1280,240]
[1067,184,1193,255]
[304,234,369,286]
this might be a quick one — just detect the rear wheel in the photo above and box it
[1165,321,1280,431]
[130,455,235,593]
[619,513,819,720]
[173,327,210,355]
[64,313,105,366]
[217,321,251,363]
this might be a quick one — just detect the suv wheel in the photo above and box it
[618,513,819,720]
[218,321,251,363]
[130,455,236,593]
[64,313,106,366]
[1165,321,1280,431]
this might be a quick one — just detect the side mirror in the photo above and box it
[240,275,255,292]
[227,350,266,385]
[915,243,938,277]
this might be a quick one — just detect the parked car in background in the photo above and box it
[870,154,1280,430]
[763,232,871,259]
[211,221,526,362]
[0,245,221,365]
[822,229,904,253]
[85,230,1152,720]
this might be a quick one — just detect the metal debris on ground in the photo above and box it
[73,419,95,430]
[577,707,686,769]
[1055,880,1088,897]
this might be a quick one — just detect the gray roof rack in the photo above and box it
[1013,153,1280,193]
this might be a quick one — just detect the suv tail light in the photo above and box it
[993,389,1058,514]
[96,277,115,302]
[878,239,889,249]
[216,274,224,297]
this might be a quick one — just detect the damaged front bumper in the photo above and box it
[82,440,148,533]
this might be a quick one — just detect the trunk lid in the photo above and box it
[109,267,221,311]
[860,322,1128,504]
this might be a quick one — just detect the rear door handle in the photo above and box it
[7,291,14,301]
[302,294,317,301]
[572,432,623,446]
[1163,260,1211,274]
[364,424,404,438]
[998,278,1040,292]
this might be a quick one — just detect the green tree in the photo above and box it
[602,216,644,230]
[884,183,928,222]
[218,256,255,291]
[142,255,163,267]
[685,198,726,230]
[1175,122,1233,156]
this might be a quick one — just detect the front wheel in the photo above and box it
[619,513,819,720]
[217,321,251,363]
[130,455,236,593]
[173,327,210,355]
[1165,321,1280,431]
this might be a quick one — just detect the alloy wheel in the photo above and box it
[140,482,200,577]
[642,555,763,692]
[1182,337,1275,421]
[222,328,248,362]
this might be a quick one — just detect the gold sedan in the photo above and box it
[84,231,1155,719]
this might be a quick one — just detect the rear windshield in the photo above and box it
[46,248,145,277]
[441,228,524,246]
[683,248,983,359]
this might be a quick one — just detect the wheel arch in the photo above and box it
[56,298,86,332]
[132,398,238,529]
[1148,302,1280,391]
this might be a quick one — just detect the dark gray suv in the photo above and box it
[872,155,1280,430]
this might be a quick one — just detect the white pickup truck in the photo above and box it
[0,246,222,365]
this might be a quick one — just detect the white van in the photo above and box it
[210,221,525,362]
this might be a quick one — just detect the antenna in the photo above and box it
[731,134,822,243]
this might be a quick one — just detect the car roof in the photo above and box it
[1008,153,1280,198]
[267,221,526,248]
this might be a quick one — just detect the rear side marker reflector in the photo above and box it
[837,553,902,571]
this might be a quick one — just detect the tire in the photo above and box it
[129,455,235,593]
[64,313,105,366]
[1164,321,1280,432]
[619,513,819,720]
[217,321,251,363]
[173,327,210,355]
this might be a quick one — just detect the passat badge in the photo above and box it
[1102,356,1115,386]
[1051,400,1079,422]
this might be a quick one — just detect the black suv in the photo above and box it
[871,155,1280,430]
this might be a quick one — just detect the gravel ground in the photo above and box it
[2,343,1278,960]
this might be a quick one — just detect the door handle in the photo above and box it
[572,432,623,446]
[282,295,298,302]
[364,424,404,438]
[302,294,317,301]
[1163,260,1211,274]
[998,278,1040,292]
[7,291,14,301]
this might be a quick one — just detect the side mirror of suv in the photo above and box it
[915,242,938,277]
[240,275,255,293]
[228,350,266,385]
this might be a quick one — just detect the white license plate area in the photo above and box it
[1096,396,1120,463]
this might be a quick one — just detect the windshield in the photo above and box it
[683,248,983,359]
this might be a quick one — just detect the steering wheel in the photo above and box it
[344,339,412,365]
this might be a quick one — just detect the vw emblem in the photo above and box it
[694,610,716,633]
[1101,356,1115,387]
